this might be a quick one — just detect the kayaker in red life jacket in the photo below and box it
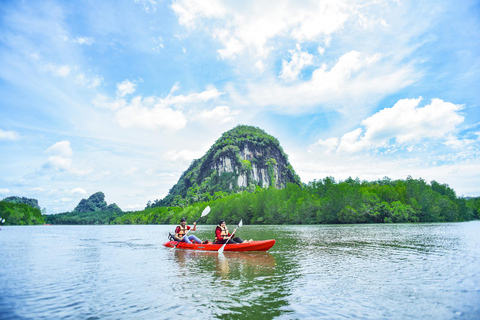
[215,220,247,244]
[174,218,202,244]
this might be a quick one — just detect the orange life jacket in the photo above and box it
[216,225,229,241]
[177,225,188,238]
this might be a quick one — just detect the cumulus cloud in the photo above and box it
[115,96,188,130]
[195,106,240,124]
[0,129,20,141]
[116,79,137,97]
[0,188,10,194]
[42,141,91,175]
[172,0,353,61]
[44,141,73,171]
[314,98,465,153]
[244,50,405,112]
[71,188,87,195]
[279,44,314,82]
[97,82,224,130]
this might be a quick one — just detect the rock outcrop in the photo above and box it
[74,192,122,212]
[152,125,301,207]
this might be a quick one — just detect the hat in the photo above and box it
[180,218,186,222]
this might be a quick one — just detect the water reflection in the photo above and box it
[171,249,297,319]
[173,250,277,279]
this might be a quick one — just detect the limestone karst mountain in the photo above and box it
[151,125,301,207]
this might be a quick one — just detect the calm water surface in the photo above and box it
[0,222,479,319]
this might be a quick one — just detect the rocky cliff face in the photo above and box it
[212,142,292,189]
[153,125,301,207]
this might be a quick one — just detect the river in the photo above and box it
[0,222,479,319]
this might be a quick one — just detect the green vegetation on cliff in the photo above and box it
[151,125,301,208]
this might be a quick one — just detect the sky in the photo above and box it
[1,0,479,213]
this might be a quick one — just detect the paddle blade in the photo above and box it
[201,206,211,217]
[238,219,243,228]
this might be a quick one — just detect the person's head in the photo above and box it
[219,220,226,227]
[180,218,186,226]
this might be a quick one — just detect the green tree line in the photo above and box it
[0,201,45,225]
[45,209,126,225]
[109,177,479,225]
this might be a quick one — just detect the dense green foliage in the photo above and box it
[45,210,127,225]
[0,201,45,225]
[110,177,478,226]
[2,196,41,210]
[151,125,301,207]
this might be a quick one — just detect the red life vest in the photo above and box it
[215,225,229,241]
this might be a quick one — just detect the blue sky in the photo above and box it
[1,0,479,213]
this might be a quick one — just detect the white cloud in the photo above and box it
[196,106,240,124]
[279,44,314,82]
[0,188,10,194]
[171,0,226,30]
[116,79,137,97]
[164,149,203,162]
[76,74,103,89]
[41,63,71,77]
[71,188,87,195]
[313,98,466,154]
[73,37,94,45]
[0,129,20,141]
[111,84,223,130]
[360,98,464,145]
[46,141,73,158]
[172,0,355,61]
[115,96,188,130]
[243,50,404,112]
[43,141,92,175]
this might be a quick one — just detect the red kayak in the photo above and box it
[164,239,275,252]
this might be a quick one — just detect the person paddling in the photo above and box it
[215,220,250,244]
[174,218,202,244]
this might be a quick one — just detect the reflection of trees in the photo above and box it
[171,249,299,319]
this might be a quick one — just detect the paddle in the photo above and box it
[218,219,242,254]
[171,206,210,250]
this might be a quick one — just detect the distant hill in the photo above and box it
[151,125,301,207]
[2,196,41,210]
[74,192,122,213]
[44,192,124,225]
[0,201,44,225]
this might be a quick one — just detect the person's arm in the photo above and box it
[215,228,222,240]
[174,226,182,241]
[192,222,197,231]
